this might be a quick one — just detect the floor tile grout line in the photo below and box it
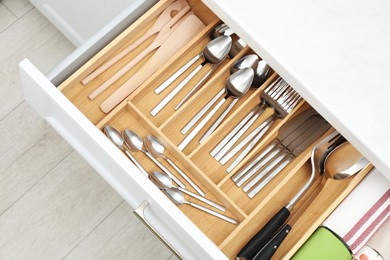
[0,3,18,34]
[0,148,74,217]
[61,200,125,260]
[0,5,35,35]
[0,100,24,122]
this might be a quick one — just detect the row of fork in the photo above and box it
[210,76,303,173]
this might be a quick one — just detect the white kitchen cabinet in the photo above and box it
[19,0,386,259]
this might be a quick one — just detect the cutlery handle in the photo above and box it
[236,207,290,259]
[122,148,149,177]
[166,158,206,197]
[150,63,204,116]
[154,53,203,94]
[187,202,238,225]
[178,97,227,151]
[199,98,238,143]
[225,116,274,172]
[214,105,264,160]
[177,187,225,212]
[181,88,225,134]
[210,106,258,157]
[175,64,218,110]
[144,152,185,188]
[252,224,292,260]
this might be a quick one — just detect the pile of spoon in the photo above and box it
[103,125,238,224]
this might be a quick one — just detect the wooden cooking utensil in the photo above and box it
[81,0,189,86]
[88,6,191,100]
[100,14,206,114]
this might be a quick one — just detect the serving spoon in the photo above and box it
[150,35,232,116]
[103,125,148,177]
[178,67,254,151]
[144,135,206,196]
[163,187,238,225]
[122,129,185,188]
[149,171,225,212]
[252,140,369,260]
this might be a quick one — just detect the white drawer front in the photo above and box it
[19,59,226,260]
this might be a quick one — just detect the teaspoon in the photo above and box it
[103,125,148,177]
[164,187,238,225]
[151,35,232,116]
[178,67,254,151]
[144,135,206,196]
[123,129,185,188]
[149,171,225,212]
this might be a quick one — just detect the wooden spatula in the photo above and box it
[100,14,205,113]
[88,5,191,100]
[81,0,189,85]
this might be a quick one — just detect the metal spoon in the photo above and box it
[154,24,231,96]
[178,67,254,151]
[251,140,369,260]
[149,171,225,212]
[144,135,206,196]
[103,125,148,177]
[122,129,185,188]
[210,60,270,159]
[198,55,260,143]
[151,35,232,116]
[163,187,238,225]
[182,55,259,135]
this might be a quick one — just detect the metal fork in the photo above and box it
[211,77,300,162]
[219,78,302,173]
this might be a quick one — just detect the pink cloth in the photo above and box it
[323,168,390,254]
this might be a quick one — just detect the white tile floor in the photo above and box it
[0,1,174,259]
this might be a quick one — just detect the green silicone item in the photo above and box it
[292,227,352,260]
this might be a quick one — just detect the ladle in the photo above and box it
[149,171,225,212]
[151,35,232,116]
[103,125,148,177]
[122,129,185,188]
[178,67,254,151]
[144,135,206,196]
[252,139,369,260]
[163,187,238,225]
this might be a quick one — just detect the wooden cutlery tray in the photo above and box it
[57,0,373,258]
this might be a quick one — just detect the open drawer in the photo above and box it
[20,0,374,259]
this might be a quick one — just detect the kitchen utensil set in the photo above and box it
[237,131,369,260]
[103,125,238,224]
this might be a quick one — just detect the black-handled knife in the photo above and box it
[253,224,292,260]
[236,207,290,259]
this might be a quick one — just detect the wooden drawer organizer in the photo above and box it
[57,0,373,258]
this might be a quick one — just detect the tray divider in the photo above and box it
[127,102,249,220]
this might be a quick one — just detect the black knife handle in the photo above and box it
[236,207,290,259]
[253,224,292,260]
